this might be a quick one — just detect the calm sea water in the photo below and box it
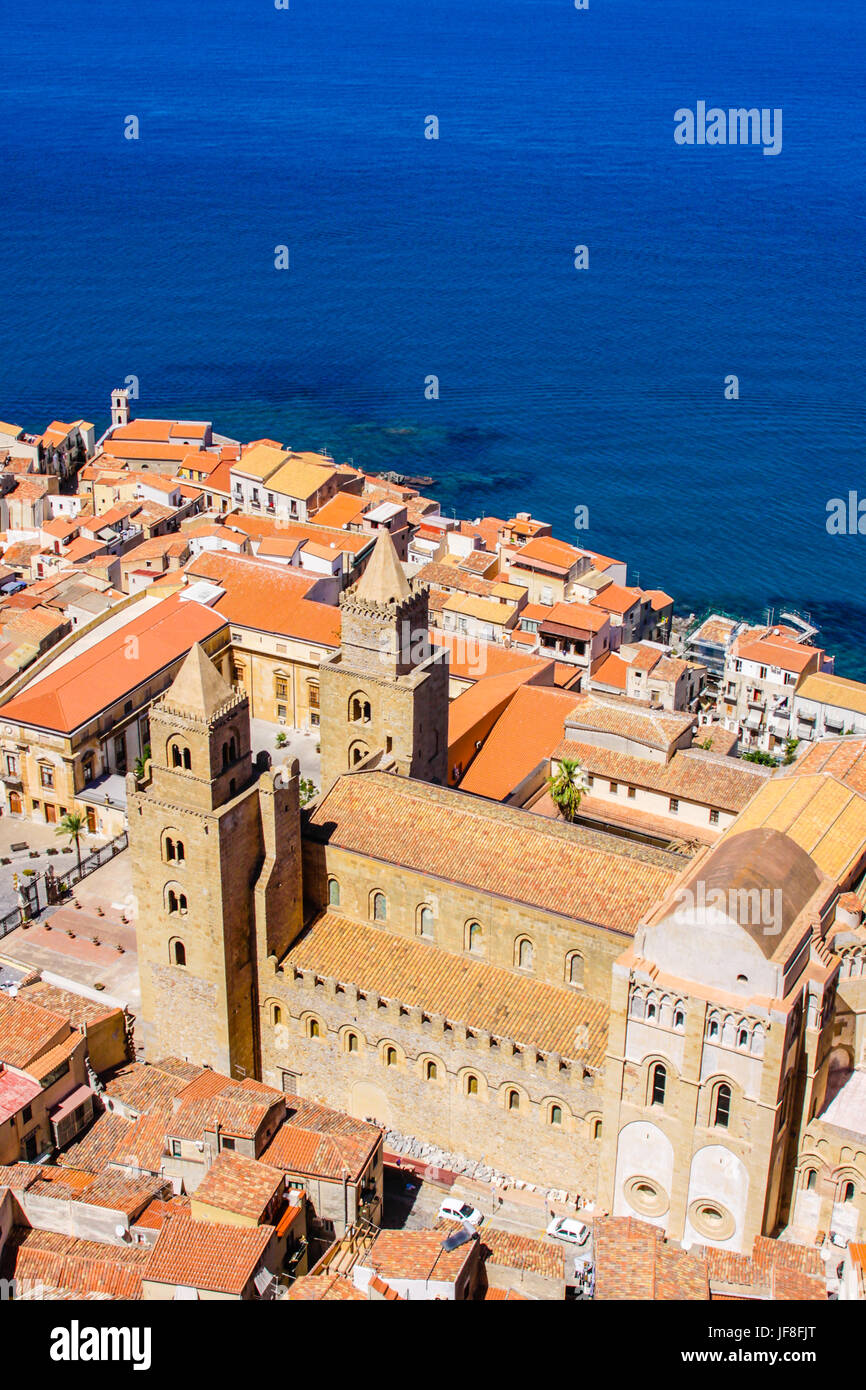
[1,0,864,671]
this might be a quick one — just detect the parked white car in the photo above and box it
[439,1197,484,1227]
[546,1216,590,1245]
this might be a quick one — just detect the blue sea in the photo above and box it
[2,0,865,671]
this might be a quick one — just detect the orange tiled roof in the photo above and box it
[287,1272,368,1300]
[589,583,644,616]
[57,1111,136,1173]
[143,1217,274,1295]
[0,592,227,733]
[437,1218,564,1280]
[362,1228,476,1286]
[593,1216,709,1300]
[183,552,340,646]
[193,1153,284,1221]
[306,771,679,937]
[101,1061,192,1119]
[459,684,582,800]
[554,739,770,812]
[511,536,582,572]
[0,993,69,1070]
[263,1122,377,1184]
[283,910,609,1062]
[1,1226,150,1300]
[787,738,866,795]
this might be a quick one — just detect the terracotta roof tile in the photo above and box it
[307,771,679,936]
[143,1217,274,1295]
[283,911,608,1063]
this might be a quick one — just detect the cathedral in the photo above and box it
[129,530,866,1255]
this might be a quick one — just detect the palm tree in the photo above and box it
[57,810,86,874]
[548,757,588,822]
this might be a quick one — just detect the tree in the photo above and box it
[299,778,318,807]
[548,757,588,822]
[57,810,86,874]
[133,743,151,781]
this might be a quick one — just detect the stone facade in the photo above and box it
[318,540,448,789]
[128,645,302,1079]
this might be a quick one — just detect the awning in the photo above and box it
[49,1083,92,1122]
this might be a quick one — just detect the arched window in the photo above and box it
[673,1004,685,1030]
[178,893,188,915]
[372,892,387,922]
[805,1169,817,1191]
[345,1031,358,1053]
[173,940,186,966]
[465,1073,479,1096]
[167,889,178,915]
[384,1046,397,1067]
[307,1018,321,1039]
[327,878,340,907]
[467,921,482,953]
[171,744,182,768]
[165,837,176,862]
[737,1025,749,1049]
[425,1060,438,1081]
[650,1063,666,1107]
[592,1119,603,1140]
[549,1104,563,1126]
[567,953,584,988]
[222,742,230,769]
[516,938,534,971]
[273,1005,282,1026]
[506,1089,520,1112]
[842,1181,856,1204]
[646,994,658,1021]
[419,906,434,938]
[713,1083,732,1129]
[707,1015,720,1041]
[183,748,191,770]
[175,840,184,864]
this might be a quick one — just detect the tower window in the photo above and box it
[713,1083,732,1128]
[372,892,387,922]
[592,1119,603,1140]
[173,941,186,966]
[328,878,340,907]
[650,1063,667,1107]
[465,1074,479,1096]
[419,906,434,938]
[506,1089,520,1112]
[273,1005,282,1026]
[384,1046,397,1067]
[424,1060,437,1081]
[346,1031,359,1053]
[805,1169,817,1191]
[843,1181,856,1204]
[549,1105,563,1126]
[307,1018,321,1039]
[567,953,584,988]
[467,921,482,953]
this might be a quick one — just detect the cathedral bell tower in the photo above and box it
[128,643,302,1078]
[318,529,449,789]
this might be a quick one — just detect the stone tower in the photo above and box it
[128,643,303,1079]
[597,827,837,1254]
[110,387,130,429]
[318,529,449,790]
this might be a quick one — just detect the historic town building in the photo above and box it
[129,530,866,1252]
